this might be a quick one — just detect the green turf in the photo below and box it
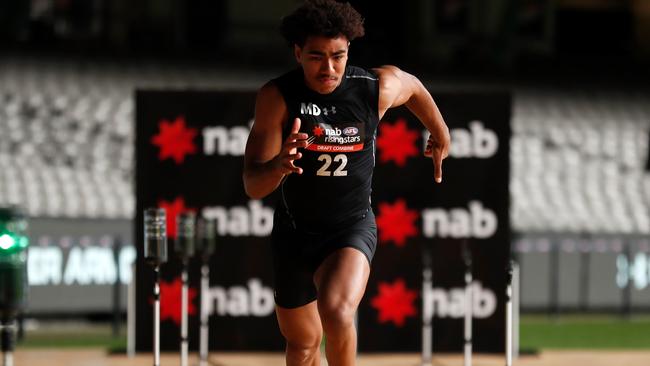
[520,314,650,350]
[16,325,126,349]
[13,314,650,350]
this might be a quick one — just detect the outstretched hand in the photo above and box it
[424,133,449,183]
[275,118,309,175]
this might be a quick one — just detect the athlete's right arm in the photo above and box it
[243,82,309,199]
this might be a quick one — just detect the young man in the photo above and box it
[243,1,449,365]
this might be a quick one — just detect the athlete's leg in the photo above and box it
[276,301,323,366]
[313,247,370,366]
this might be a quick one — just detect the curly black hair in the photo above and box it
[280,0,365,47]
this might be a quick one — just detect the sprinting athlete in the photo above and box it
[243,1,450,365]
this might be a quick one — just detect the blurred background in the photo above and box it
[0,0,649,363]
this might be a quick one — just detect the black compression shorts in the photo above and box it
[270,208,377,309]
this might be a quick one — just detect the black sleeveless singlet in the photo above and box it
[272,65,380,230]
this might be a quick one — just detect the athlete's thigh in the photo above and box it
[276,301,323,343]
[313,247,370,306]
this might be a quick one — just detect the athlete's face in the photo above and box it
[295,35,349,94]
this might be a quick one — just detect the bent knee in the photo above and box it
[318,301,356,331]
[285,336,322,360]
[281,326,322,352]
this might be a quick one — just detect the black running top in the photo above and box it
[272,65,380,229]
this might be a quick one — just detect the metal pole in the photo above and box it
[181,263,189,366]
[463,242,472,366]
[176,212,195,366]
[112,236,122,338]
[513,261,520,359]
[197,217,216,366]
[464,269,473,366]
[144,207,167,366]
[1,350,11,366]
[127,263,136,358]
[579,240,590,312]
[16,314,23,343]
[154,266,161,366]
[421,267,432,366]
[549,239,559,317]
[421,243,433,366]
[1,321,15,366]
[199,263,210,366]
[622,239,632,318]
[506,260,513,366]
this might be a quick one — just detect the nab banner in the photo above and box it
[360,93,511,352]
[135,91,282,352]
[135,90,510,353]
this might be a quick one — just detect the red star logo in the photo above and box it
[158,197,193,238]
[158,277,198,325]
[376,118,419,166]
[376,199,418,247]
[370,278,418,327]
[313,125,325,137]
[151,116,197,164]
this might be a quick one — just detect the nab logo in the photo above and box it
[451,121,498,158]
[325,127,342,136]
[422,282,497,319]
[300,102,321,116]
[201,201,273,237]
[203,119,253,156]
[203,279,274,317]
[422,201,498,239]
[424,121,498,159]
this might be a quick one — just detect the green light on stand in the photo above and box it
[0,234,14,250]
[1,208,28,366]
[0,207,29,320]
[0,233,28,255]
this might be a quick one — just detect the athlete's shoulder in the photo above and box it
[370,65,406,97]
[370,65,403,82]
[255,80,287,120]
[257,80,282,101]
[345,65,379,82]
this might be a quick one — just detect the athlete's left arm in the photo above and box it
[373,65,450,183]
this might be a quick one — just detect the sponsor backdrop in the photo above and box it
[135,90,511,352]
[361,93,511,352]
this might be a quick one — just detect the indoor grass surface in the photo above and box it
[519,314,650,350]
[15,314,650,350]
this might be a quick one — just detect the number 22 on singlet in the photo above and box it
[316,154,348,176]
